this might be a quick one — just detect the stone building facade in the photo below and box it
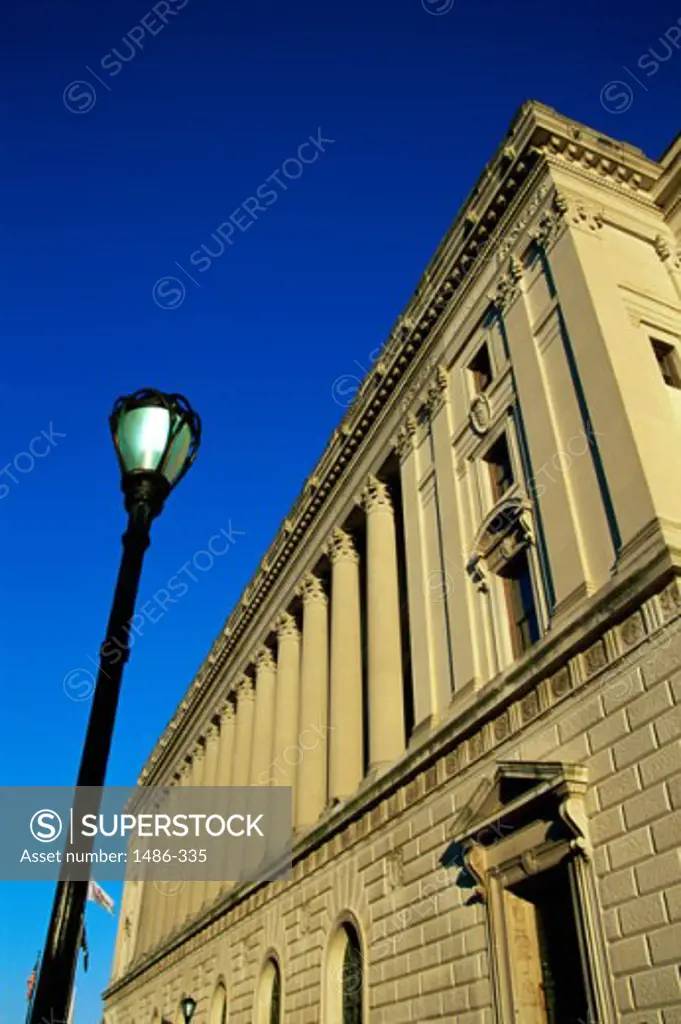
[103,102,681,1024]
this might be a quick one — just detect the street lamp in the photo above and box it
[30,389,201,1024]
[181,996,197,1023]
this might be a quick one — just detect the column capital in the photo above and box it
[394,413,418,461]
[425,366,449,416]
[327,526,359,565]
[275,610,300,641]
[297,571,328,605]
[235,675,256,703]
[362,475,393,514]
[220,698,236,723]
[255,645,276,671]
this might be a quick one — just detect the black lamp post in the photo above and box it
[30,389,201,1024]
[181,996,197,1023]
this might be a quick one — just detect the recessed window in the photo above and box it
[326,922,365,1024]
[506,865,590,1024]
[500,551,539,657]
[484,433,514,502]
[652,338,681,389]
[469,343,493,393]
[256,958,281,1024]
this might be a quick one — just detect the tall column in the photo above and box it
[295,573,329,829]
[152,781,178,947]
[362,476,406,771]
[231,677,255,787]
[395,416,447,732]
[327,527,363,800]
[249,647,277,786]
[427,367,480,691]
[216,700,236,786]
[206,701,236,904]
[175,756,198,929]
[194,725,219,914]
[272,612,301,779]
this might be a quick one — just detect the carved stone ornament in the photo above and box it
[362,474,393,514]
[466,553,489,594]
[385,847,405,891]
[470,392,492,436]
[275,610,300,641]
[489,255,524,313]
[448,762,593,904]
[235,675,255,703]
[297,572,327,605]
[255,645,276,672]
[426,366,449,416]
[395,413,417,460]
[468,496,535,581]
[497,184,550,261]
[327,526,359,564]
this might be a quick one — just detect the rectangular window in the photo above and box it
[484,433,514,502]
[469,343,493,393]
[500,551,539,656]
[652,338,681,389]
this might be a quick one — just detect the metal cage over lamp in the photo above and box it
[181,996,198,1023]
[110,388,202,520]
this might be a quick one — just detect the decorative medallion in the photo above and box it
[550,667,571,699]
[385,848,405,891]
[470,393,492,436]
[520,690,540,722]
[493,712,510,742]
[583,641,607,677]
[659,579,681,621]
[620,612,645,649]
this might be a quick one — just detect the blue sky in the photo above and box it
[1,0,679,1018]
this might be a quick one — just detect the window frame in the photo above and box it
[449,762,617,1024]
[651,337,681,389]
[468,341,494,395]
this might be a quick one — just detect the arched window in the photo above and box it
[256,957,282,1024]
[325,921,364,1024]
[210,981,227,1024]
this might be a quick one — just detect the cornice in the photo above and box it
[138,101,668,786]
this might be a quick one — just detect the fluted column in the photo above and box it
[188,742,208,918]
[295,573,329,828]
[206,701,236,904]
[152,782,178,947]
[195,724,219,912]
[217,700,236,786]
[362,475,406,771]
[249,647,277,786]
[272,612,302,788]
[327,527,363,800]
[175,755,199,928]
[231,677,255,787]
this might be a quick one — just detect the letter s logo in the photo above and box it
[30,809,63,843]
